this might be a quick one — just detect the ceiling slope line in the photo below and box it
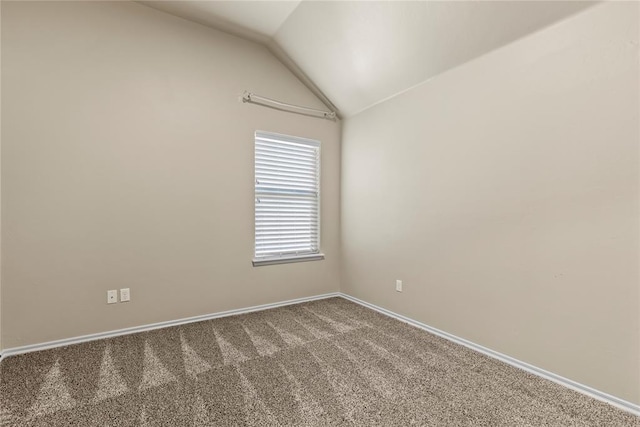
[136,1,340,119]
[267,40,342,120]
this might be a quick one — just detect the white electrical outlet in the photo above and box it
[396,280,403,292]
[120,288,130,302]
[107,290,118,304]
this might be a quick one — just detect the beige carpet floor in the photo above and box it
[0,297,637,426]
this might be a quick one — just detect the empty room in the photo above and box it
[0,0,638,425]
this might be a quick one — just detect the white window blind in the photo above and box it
[254,131,322,265]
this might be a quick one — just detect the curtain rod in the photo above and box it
[242,91,337,121]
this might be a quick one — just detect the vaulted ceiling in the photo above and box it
[140,1,597,118]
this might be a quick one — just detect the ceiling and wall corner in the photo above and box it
[138,1,597,118]
[138,0,300,44]
[138,0,339,117]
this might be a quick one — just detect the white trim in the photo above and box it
[1,291,638,417]
[339,293,640,417]
[0,292,340,359]
[253,253,325,267]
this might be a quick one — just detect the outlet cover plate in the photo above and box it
[107,290,118,304]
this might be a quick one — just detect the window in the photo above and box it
[253,131,323,266]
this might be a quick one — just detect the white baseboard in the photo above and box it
[0,290,637,417]
[340,293,640,417]
[0,292,340,359]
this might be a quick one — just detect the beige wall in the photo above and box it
[1,1,341,349]
[341,2,639,405]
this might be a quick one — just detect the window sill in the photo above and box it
[252,253,325,267]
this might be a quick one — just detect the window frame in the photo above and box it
[252,130,324,267]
